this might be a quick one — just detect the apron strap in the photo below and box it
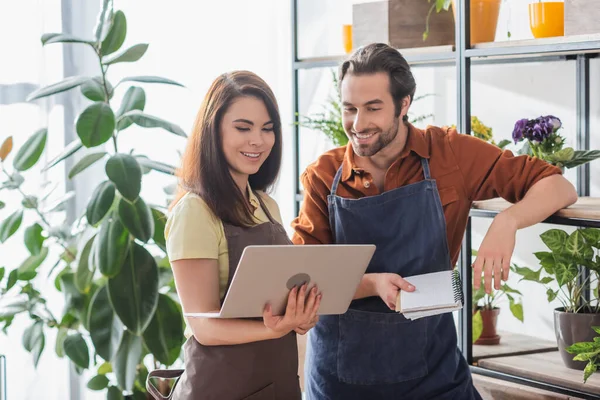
[253,190,277,224]
[330,165,344,196]
[420,157,432,180]
[146,369,184,400]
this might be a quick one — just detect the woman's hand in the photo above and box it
[263,284,321,337]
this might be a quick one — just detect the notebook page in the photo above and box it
[399,270,457,313]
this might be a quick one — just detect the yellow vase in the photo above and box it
[451,0,502,45]
[342,24,353,54]
[528,2,564,39]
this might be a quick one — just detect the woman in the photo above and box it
[148,71,321,400]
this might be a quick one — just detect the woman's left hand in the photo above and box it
[294,316,319,335]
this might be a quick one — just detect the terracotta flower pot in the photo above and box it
[475,307,501,345]
[451,0,502,46]
[554,307,600,370]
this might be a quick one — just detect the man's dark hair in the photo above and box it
[339,43,416,121]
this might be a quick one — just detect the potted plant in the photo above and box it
[566,326,600,383]
[511,115,600,170]
[0,1,185,398]
[296,71,434,147]
[513,227,600,370]
[470,250,525,345]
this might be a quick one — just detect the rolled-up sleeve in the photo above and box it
[448,130,562,203]
[291,170,334,245]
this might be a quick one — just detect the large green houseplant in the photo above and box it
[0,1,185,398]
[514,227,600,370]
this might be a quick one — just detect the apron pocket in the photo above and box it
[337,309,428,385]
[241,383,275,400]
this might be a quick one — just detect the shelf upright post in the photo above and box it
[576,54,591,305]
[292,0,300,216]
[457,0,473,364]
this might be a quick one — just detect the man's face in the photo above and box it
[341,72,401,157]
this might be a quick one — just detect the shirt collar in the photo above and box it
[247,182,260,208]
[341,122,430,182]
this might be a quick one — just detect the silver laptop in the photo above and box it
[184,244,376,318]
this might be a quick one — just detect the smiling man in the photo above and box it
[291,43,577,399]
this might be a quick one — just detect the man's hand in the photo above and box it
[473,213,517,294]
[263,284,321,337]
[374,273,415,310]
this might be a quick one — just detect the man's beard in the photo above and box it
[350,116,400,157]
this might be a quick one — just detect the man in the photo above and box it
[291,43,577,399]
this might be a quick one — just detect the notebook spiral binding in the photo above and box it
[452,269,464,306]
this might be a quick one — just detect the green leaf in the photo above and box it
[118,197,154,243]
[43,139,83,171]
[86,181,116,226]
[115,86,145,131]
[100,10,127,56]
[96,214,130,277]
[566,342,597,354]
[6,269,18,291]
[107,386,124,400]
[508,298,524,322]
[593,326,600,335]
[117,75,184,88]
[55,326,68,358]
[143,294,184,365]
[41,33,95,46]
[0,266,4,282]
[581,228,600,248]
[0,298,28,318]
[547,288,558,302]
[540,277,554,284]
[44,191,75,213]
[105,154,142,201]
[546,147,575,163]
[76,103,116,148]
[64,333,90,369]
[24,223,45,255]
[80,77,112,102]
[22,320,45,367]
[103,43,148,65]
[60,273,86,322]
[13,128,47,171]
[108,243,159,335]
[513,264,541,283]
[113,330,143,392]
[75,235,96,293]
[563,150,600,169]
[94,0,113,42]
[17,247,49,280]
[497,139,511,149]
[573,350,600,361]
[0,201,5,210]
[68,152,107,179]
[135,157,176,175]
[117,110,187,137]
[554,255,578,287]
[583,361,597,383]
[89,286,124,361]
[87,374,110,391]
[151,208,167,251]
[534,251,556,274]
[566,230,587,258]
[21,195,38,209]
[26,76,91,102]
[98,361,112,375]
[501,284,522,296]
[472,310,483,343]
[540,229,568,252]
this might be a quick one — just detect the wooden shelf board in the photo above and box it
[473,331,557,362]
[472,197,600,221]
[478,351,600,395]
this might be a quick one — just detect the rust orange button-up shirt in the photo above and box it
[291,124,562,266]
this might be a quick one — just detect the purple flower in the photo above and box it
[543,115,562,131]
[512,118,528,143]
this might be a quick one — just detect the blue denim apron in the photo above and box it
[304,157,482,399]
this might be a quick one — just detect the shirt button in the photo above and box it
[364,181,371,188]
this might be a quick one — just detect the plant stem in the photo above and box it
[1,164,76,260]
[96,50,118,154]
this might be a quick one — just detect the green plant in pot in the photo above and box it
[566,326,600,383]
[0,1,185,398]
[296,71,434,147]
[513,227,600,370]
[471,250,524,345]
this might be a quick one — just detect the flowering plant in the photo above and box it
[512,115,600,169]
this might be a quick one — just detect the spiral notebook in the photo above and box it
[395,269,464,320]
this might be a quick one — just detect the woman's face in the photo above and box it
[220,96,275,185]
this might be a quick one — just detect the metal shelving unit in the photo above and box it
[291,0,600,398]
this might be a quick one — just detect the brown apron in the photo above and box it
[147,195,301,400]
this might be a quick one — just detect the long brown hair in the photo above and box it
[171,71,282,227]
